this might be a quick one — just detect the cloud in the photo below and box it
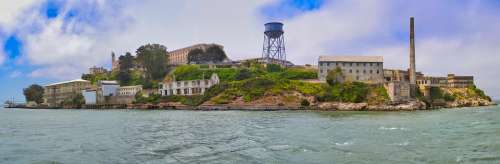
[0,0,36,28]
[9,70,22,78]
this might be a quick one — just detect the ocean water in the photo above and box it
[1,106,499,164]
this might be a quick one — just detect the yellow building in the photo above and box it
[43,79,91,107]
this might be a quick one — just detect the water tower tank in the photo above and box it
[264,22,284,38]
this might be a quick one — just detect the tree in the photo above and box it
[72,94,85,108]
[136,44,169,80]
[326,67,344,86]
[23,84,44,104]
[117,52,135,85]
[187,45,228,64]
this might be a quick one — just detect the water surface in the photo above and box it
[1,106,499,164]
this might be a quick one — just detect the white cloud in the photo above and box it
[0,0,36,28]
[0,49,5,65]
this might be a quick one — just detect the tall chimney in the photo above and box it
[409,17,417,97]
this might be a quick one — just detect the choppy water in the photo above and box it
[1,106,500,164]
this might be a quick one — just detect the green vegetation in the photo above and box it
[326,67,343,85]
[23,84,44,104]
[187,46,228,64]
[62,94,85,108]
[429,87,456,102]
[134,92,161,104]
[82,72,116,85]
[467,85,491,101]
[136,44,170,80]
[161,63,389,106]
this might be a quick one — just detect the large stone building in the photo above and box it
[447,74,474,88]
[168,43,224,65]
[43,79,91,107]
[159,74,220,96]
[318,56,384,84]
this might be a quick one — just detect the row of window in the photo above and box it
[161,80,211,89]
[164,88,204,95]
[320,69,380,74]
[320,62,381,67]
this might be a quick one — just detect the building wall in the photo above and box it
[82,90,97,105]
[118,85,142,96]
[43,80,91,107]
[159,74,220,96]
[385,81,411,102]
[417,76,447,88]
[168,44,223,65]
[447,74,474,88]
[318,61,384,84]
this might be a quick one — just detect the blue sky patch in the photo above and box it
[261,0,325,20]
[44,0,62,19]
[3,35,22,59]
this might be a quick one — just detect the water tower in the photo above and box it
[262,22,287,66]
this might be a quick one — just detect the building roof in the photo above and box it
[99,80,119,85]
[45,79,89,87]
[319,56,383,63]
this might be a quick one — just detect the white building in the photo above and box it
[118,85,143,96]
[159,73,220,96]
[318,56,384,84]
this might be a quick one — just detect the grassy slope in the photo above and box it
[159,64,390,106]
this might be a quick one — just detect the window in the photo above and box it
[356,76,360,80]
[349,69,352,73]
[370,70,373,74]
[363,63,366,66]
[377,70,380,74]
[356,70,359,73]
[184,82,188,86]
[342,63,345,66]
[356,63,359,66]
[327,63,330,66]
[370,63,373,66]
[177,82,181,86]
[320,70,323,73]
[350,63,352,66]
[363,70,366,74]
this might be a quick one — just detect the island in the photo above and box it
[15,18,496,111]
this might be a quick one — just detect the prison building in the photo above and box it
[318,56,384,84]
[168,44,223,65]
[447,74,474,88]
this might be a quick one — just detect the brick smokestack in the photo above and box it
[409,17,417,97]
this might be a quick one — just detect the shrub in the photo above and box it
[281,68,317,80]
[266,64,283,72]
[236,69,253,80]
[301,99,310,106]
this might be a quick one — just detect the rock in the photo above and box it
[318,102,367,111]
[366,100,427,111]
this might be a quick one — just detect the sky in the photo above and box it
[0,0,499,102]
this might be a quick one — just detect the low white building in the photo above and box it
[159,73,220,96]
[318,56,384,84]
